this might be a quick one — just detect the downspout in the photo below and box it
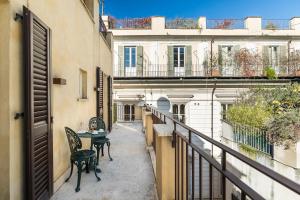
[210,38,215,76]
[288,40,292,74]
[211,82,216,156]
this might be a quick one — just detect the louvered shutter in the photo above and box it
[185,45,192,76]
[23,6,53,200]
[107,76,113,132]
[262,46,270,67]
[168,46,174,76]
[96,67,104,118]
[118,46,124,77]
[218,45,223,67]
[136,46,143,76]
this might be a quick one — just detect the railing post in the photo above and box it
[221,150,227,200]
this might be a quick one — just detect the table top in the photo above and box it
[77,130,107,138]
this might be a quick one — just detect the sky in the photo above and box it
[104,0,300,19]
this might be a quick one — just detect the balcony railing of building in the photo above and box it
[114,64,300,78]
[145,106,300,200]
[206,19,245,29]
[165,18,199,29]
[224,120,274,156]
[108,16,152,29]
[262,19,291,30]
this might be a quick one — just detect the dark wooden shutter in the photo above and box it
[96,67,104,118]
[23,6,53,200]
[107,76,113,132]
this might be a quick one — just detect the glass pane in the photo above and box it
[131,48,136,67]
[180,47,184,67]
[174,48,178,67]
[124,47,130,67]
[180,104,185,114]
[173,104,178,114]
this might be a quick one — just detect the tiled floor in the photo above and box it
[52,122,157,200]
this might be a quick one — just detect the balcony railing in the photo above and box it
[262,19,291,30]
[114,64,300,78]
[146,106,300,199]
[207,19,245,29]
[165,18,199,29]
[108,17,151,29]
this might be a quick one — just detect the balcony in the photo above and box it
[113,64,300,78]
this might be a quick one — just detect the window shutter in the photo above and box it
[168,46,174,76]
[218,45,223,67]
[23,6,53,200]
[279,45,288,67]
[262,46,270,67]
[107,76,113,132]
[185,45,192,76]
[118,46,124,76]
[96,67,104,118]
[233,45,240,67]
[137,46,143,76]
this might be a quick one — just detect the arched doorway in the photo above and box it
[157,97,170,113]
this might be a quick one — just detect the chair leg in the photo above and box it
[65,160,73,182]
[107,141,113,161]
[75,162,83,192]
[93,157,101,181]
[101,146,104,157]
[85,159,90,173]
[96,146,101,165]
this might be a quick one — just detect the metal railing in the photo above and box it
[207,19,245,29]
[262,19,291,30]
[108,17,151,29]
[230,122,274,156]
[166,18,199,29]
[147,105,300,200]
[99,16,107,33]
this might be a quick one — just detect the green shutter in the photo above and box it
[262,46,270,68]
[168,46,174,76]
[185,45,192,76]
[218,45,223,67]
[137,46,143,76]
[279,45,287,67]
[118,46,124,76]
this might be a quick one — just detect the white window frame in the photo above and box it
[173,46,185,68]
[124,46,137,68]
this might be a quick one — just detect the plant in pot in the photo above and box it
[234,48,262,77]
[203,52,220,76]
[264,66,277,79]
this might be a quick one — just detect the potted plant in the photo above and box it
[203,52,220,76]
[234,48,262,77]
[264,66,277,79]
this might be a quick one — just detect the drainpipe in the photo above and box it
[211,82,216,156]
[288,40,292,74]
[210,38,215,76]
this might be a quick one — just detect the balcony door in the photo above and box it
[124,46,137,76]
[174,46,185,76]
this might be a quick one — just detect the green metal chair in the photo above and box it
[89,117,113,165]
[64,127,100,192]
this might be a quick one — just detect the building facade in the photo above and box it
[0,0,113,199]
[105,16,300,141]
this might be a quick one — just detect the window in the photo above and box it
[79,69,87,99]
[124,47,136,68]
[269,46,279,66]
[221,104,232,120]
[222,46,234,65]
[174,46,185,67]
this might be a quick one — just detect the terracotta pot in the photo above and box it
[211,69,220,76]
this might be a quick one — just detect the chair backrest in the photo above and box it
[65,127,82,155]
[89,117,106,131]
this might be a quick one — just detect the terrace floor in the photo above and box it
[52,122,157,200]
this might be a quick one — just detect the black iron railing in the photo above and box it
[108,17,151,29]
[207,19,245,29]
[148,106,300,200]
[165,18,199,29]
[262,19,291,30]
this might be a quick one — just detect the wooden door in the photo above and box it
[23,6,53,200]
[96,67,104,118]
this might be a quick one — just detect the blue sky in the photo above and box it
[105,0,300,19]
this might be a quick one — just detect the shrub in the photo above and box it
[266,109,300,149]
[264,66,277,79]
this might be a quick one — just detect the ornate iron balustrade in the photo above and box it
[166,18,199,29]
[147,105,300,200]
[108,17,151,29]
[207,19,245,29]
[262,19,291,30]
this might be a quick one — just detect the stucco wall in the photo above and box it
[1,0,112,199]
[0,2,11,199]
